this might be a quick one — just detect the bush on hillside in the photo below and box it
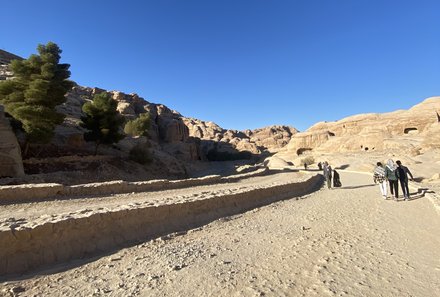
[124,113,151,137]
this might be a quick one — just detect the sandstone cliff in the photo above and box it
[282,97,440,157]
[269,97,440,182]
[183,117,297,157]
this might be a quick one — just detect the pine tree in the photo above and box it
[0,42,73,156]
[81,92,125,155]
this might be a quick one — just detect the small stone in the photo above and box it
[148,275,160,281]
[10,286,26,294]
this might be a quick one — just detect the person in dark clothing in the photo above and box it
[318,162,322,170]
[396,160,414,201]
[333,170,342,187]
[323,162,332,189]
[385,159,399,201]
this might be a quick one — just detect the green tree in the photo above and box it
[0,42,73,156]
[81,92,125,155]
[124,112,151,137]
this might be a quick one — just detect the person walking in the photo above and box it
[323,162,332,189]
[373,162,387,199]
[396,160,414,201]
[385,159,399,201]
[333,169,342,187]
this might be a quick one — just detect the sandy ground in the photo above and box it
[1,171,439,297]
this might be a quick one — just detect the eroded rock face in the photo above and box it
[285,97,440,156]
[183,118,297,156]
[0,47,296,178]
[57,86,199,164]
[0,106,24,177]
[244,125,298,153]
[0,50,22,81]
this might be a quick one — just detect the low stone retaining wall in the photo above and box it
[0,174,322,277]
[0,168,269,204]
[425,191,440,215]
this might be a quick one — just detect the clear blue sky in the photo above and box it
[1,0,439,131]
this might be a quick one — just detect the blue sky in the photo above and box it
[1,0,439,131]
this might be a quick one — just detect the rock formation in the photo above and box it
[183,117,297,157]
[0,49,22,81]
[56,86,203,177]
[0,49,297,181]
[244,125,298,153]
[0,106,24,177]
[282,97,440,157]
[0,51,25,177]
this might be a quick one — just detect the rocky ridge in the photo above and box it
[282,97,440,156]
[271,97,440,182]
[0,49,297,181]
[183,117,297,157]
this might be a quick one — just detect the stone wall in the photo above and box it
[0,168,268,203]
[0,174,323,276]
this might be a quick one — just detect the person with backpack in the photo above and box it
[323,161,332,189]
[373,162,387,199]
[385,159,399,201]
[333,169,342,187]
[396,160,414,201]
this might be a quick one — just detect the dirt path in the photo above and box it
[1,171,439,297]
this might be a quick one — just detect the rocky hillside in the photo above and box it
[0,49,298,181]
[59,86,297,161]
[281,97,440,157]
[0,49,22,81]
[270,97,440,183]
[183,117,297,157]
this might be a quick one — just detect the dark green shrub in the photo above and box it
[129,144,152,165]
[124,113,150,137]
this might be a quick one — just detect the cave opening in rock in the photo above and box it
[404,127,418,134]
[297,148,312,155]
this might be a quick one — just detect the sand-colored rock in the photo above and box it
[0,49,22,81]
[263,155,293,169]
[285,97,440,156]
[183,118,297,156]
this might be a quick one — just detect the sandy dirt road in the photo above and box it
[1,171,439,297]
